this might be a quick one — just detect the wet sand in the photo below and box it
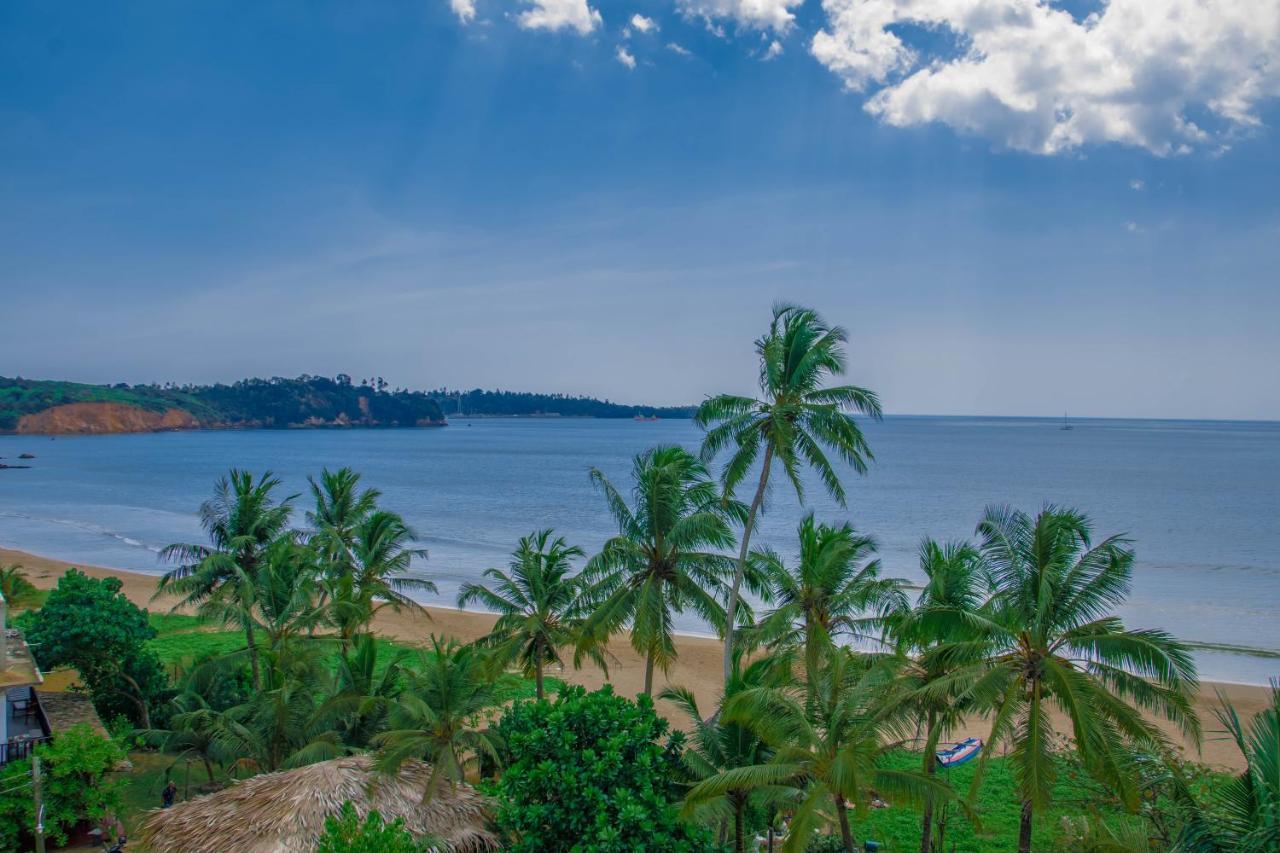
[4,545,1269,772]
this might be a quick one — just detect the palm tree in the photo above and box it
[697,303,882,685]
[457,529,601,699]
[375,637,503,800]
[326,509,434,652]
[885,539,987,853]
[198,537,323,652]
[957,505,1200,853]
[1171,682,1280,852]
[751,514,906,706]
[307,467,381,585]
[317,633,409,748]
[160,470,296,689]
[661,656,784,853]
[0,562,40,608]
[688,647,948,853]
[580,445,746,696]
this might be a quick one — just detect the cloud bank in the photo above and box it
[811,0,1280,154]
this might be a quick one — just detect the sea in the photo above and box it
[1,416,1277,685]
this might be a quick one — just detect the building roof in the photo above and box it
[34,688,108,737]
[0,627,42,690]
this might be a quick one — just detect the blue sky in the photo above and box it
[2,1,1278,419]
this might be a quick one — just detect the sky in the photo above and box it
[1,1,1278,420]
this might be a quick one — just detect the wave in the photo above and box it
[0,510,163,554]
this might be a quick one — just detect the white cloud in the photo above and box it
[762,38,784,60]
[667,41,693,56]
[616,45,637,68]
[517,0,602,34]
[1129,179,1145,191]
[678,0,802,34]
[810,0,1280,155]
[450,0,477,24]
[631,13,658,33]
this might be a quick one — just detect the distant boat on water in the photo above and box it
[633,414,660,422]
[1061,412,1073,431]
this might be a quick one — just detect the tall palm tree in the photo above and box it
[697,303,882,685]
[688,647,949,853]
[307,467,381,584]
[580,445,746,696]
[317,633,409,749]
[326,509,434,652]
[375,637,503,800]
[885,539,987,853]
[0,563,39,608]
[198,537,323,652]
[458,529,601,699]
[661,656,784,853]
[159,470,296,689]
[752,514,906,706]
[957,505,1200,853]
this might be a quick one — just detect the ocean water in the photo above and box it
[1,416,1277,684]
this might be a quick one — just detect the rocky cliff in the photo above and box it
[15,402,202,435]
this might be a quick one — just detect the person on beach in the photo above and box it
[162,780,177,808]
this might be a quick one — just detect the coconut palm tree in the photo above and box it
[375,637,503,800]
[884,539,988,853]
[580,445,747,696]
[1171,682,1280,852]
[317,633,409,749]
[159,469,296,689]
[696,304,882,686]
[957,504,1200,853]
[457,529,602,699]
[688,647,949,853]
[751,514,906,706]
[326,509,434,652]
[0,562,39,608]
[661,656,785,853]
[198,537,324,653]
[307,467,381,586]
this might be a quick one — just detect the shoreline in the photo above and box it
[3,544,1271,771]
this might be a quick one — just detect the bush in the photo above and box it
[491,684,712,852]
[24,569,171,727]
[0,724,126,851]
[315,801,424,852]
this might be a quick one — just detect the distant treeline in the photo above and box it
[430,388,694,419]
[0,375,693,432]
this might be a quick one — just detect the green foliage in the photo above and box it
[492,684,712,852]
[315,802,425,853]
[432,386,693,419]
[0,725,127,851]
[25,568,169,727]
[0,563,41,608]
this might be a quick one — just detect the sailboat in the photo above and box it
[1060,412,1073,431]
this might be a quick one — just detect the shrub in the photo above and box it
[315,801,424,852]
[492,684,711,852]
[0,724,126,851]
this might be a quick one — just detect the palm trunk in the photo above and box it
[921,710,938,853]
[722,445,774,686]
[118,672,152,729]
[835,794,856,853]
[734,796,746,853]
[1018,799,1033,853]
[245,619,261,690]
[203,757,215,783]
[643,651,655,696]
[535,657,545,700]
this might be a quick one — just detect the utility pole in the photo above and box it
[32,754,46,853]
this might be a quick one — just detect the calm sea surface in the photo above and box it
[2,417,1277,684]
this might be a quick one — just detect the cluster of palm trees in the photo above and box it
[144,304,1209,852]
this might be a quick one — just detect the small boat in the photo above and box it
[633,414,659,422]
[936,737,983,768]
[1060,412,1073,431]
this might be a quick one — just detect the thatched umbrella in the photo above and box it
[140,756,498,852]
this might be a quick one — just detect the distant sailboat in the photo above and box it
[1060,412,1073,431]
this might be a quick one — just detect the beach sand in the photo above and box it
[4,546,1269,772]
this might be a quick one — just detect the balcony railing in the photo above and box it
[0,734,51,765]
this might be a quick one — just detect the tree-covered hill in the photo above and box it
[0,375,693,433]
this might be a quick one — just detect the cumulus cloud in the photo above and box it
[762,38,784,60]
[631,13,658,33]
[616,45,637,68]
[678,0,803,34]
[450,0,477,24]
[810,0,1280,155]
[517,0,602,34]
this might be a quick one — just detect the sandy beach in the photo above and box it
[4,545,1269,772]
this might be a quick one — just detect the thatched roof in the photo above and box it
[140,756,498,852]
